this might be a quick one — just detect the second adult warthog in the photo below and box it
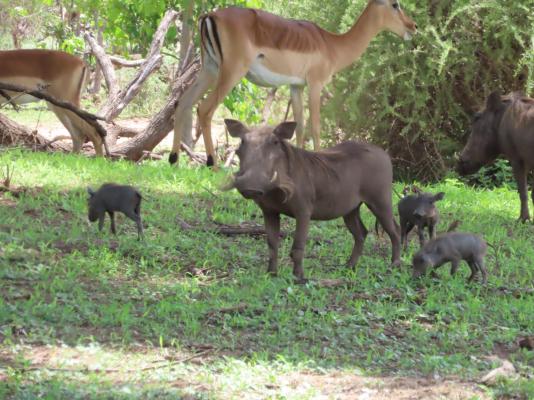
[458,91,534,221]
[225,119,401,282]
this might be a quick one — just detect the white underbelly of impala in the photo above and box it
[246,56,305,88]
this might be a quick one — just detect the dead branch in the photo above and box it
[84,32,119,101]
[261,88,278,123]
[0,82,108,143]
[175,217,288,238]
[180,140,206,164]
[109,56,201,160]
[224,149,236,168]
[0,112,68,151]
[87,10,180,120]
[109,55,145,68]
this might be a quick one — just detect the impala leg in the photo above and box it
[70,112,104,156]
[169,65,218,165]
[308,83,323,151]
[48,103,84,153]
[197,65,248,168]
[290,85,305,148]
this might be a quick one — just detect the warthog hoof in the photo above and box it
[294,277,309,285]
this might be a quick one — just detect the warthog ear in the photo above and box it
[433,192,445,201]
[87,187,95,197]
[224,119,249,138]
[486,91,502,112]
[273,122,297,140]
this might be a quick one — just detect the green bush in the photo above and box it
[266,0,533,181]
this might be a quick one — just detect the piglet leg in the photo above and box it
[124,209,144,240]
[108,211,116,235]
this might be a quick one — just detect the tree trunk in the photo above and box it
[90,19,104,95]
[109,58,200,160]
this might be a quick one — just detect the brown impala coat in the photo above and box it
[458,91,534,221]
[225,119,401,282]
[169,0,417,167]
[0,49,104,155]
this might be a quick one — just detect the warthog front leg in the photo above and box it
[511,161,530,221]
[291,215,311,283]
[368,202,401,267]
[263,211,281,276]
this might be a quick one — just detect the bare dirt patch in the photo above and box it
[273,371,489,400]
[2,346,490,399]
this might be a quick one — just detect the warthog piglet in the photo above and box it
[398,191,445,249]
[412,232,488,283]
[87,183,144,239]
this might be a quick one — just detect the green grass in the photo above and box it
[0,148,533,399]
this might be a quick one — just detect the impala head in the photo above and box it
[371,0,417,40]
[457,91,507,176]
[225,119,297,201]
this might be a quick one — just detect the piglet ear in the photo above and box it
[87,187,95,197]
[433,192,445,201]
[486,91,502,112]
[273,121,297,140]
[224,119,249,138]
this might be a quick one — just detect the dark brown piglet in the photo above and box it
[225,119,400,283]
[398,191,444,249]
[87,183,144,239]
[412,232,488,283]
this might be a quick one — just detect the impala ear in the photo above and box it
[273,122,297,140]
[486,91,502,112]
[224,119,249,138]
[373,0,387,4]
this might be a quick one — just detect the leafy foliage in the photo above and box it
[266,0,534,180]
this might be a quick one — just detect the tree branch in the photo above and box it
[0,82,108,144]
[109,55,145,68]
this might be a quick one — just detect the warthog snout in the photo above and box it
[233,170,278,199]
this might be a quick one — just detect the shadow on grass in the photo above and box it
[1,176,533,390]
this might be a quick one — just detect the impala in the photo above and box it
[0,49,104,155]
[169,0,417,167]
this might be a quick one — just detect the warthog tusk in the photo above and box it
[270,171,278,183]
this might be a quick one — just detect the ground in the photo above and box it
[0,130,533,398]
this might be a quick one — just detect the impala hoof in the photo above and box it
[169,152,178,165]
[206,155,214,167]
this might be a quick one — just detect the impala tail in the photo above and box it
[199,15,223,69]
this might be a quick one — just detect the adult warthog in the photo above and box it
[458,91,534,221]
[224,119,401,282]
